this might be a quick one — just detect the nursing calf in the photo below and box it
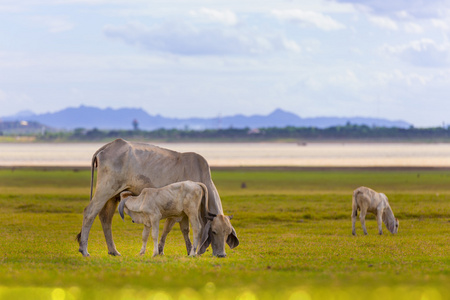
[352,186,399,235]
[118,181,207,257]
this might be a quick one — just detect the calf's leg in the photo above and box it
[158,218,177,255]
[359,208,368,235]
[351,209,357,236]
[188,214,202,256]
[151,219,160,257]
[180,217,192,255]
[376,209,383,235]
[140,225,151,255]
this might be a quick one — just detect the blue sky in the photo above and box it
[1,0,450,127]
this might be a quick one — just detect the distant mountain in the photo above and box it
[1,106,411,130]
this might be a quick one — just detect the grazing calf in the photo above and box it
[352,186,399,235]
[118,181,208,257]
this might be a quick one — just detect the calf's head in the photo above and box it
[198,214,239,257]
[393,218,399,234]
[118,191,134,220]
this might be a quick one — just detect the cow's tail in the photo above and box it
[89,141,115,201]
[90,155,97,201]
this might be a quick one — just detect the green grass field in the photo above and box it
[0,168,449,300]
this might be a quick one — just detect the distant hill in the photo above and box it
[1,106,411,130]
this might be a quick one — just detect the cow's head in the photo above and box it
[198,213,239,257]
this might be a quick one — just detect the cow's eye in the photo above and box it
[212,231,217,235]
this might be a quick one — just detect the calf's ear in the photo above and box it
[118,198,127,220]
[226,226,239,249]
[197,221,211,255]
[118,194,144,220]
[120,191,133,200]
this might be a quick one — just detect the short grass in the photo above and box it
[0,169,449,300]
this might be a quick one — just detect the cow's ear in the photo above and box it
[227,226,239,249]
[197,221,211,255]
[206,212,216,221]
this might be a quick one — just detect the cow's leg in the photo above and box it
[359,207,368,235]
[158,218,177,255]
[188,214,202,256]
[99,197,121,256]
[140,225,151,255]
[376,209,383,235]
[180,217,192,255]
[151,219,160,257]
[78,190,115,257]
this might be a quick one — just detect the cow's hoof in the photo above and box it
[108,251,121,256]
[79,248,90,257]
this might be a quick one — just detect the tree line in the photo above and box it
[35,123,450,142]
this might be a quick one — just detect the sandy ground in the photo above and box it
[1,142,450,168]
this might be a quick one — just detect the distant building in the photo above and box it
[247,128,260,135]
[132,119,139,131]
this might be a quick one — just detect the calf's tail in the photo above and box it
[198,182,209,212]
[352,189,360,217]
[197,182,214,221]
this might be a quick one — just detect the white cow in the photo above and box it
[118,181,208,257]
[76,138,239,258]
[352,186,399,235]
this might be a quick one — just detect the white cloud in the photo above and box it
[0,89,6,101]
[0,4,24,13]
[383,39,450,67]
[432,19,450,31]
[272,9,346,31]
[30,15,74,33]
[189,8,238,26]
[368,15,398,30]
[332,0,447,19]
[329,69,360,89]
[403,22,423,34]
[374,69,430,87]
[103,21,300,56]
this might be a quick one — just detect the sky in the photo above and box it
[1,0,450,127]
